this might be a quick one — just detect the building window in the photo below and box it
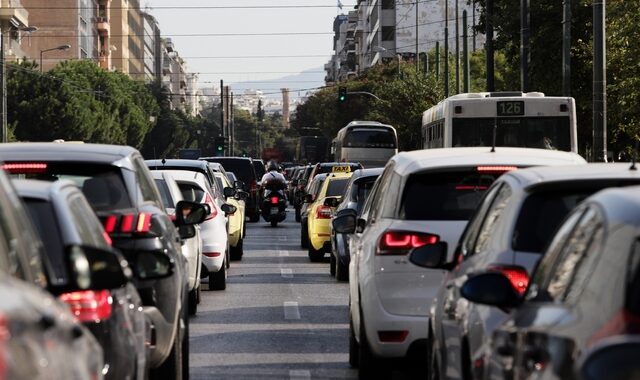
[381,0,394,9]
[382,26,395,41]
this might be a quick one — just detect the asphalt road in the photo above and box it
[189,210,423,380]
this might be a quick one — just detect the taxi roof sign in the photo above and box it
[332,165,352,173]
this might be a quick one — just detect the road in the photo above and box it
[189,210,423,379]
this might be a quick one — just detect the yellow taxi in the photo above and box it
[214,172,246,260]
[306,168,353,262]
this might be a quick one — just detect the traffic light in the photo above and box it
[338,86,347,103]
[214,136,225,153]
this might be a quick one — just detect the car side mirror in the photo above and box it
[175,200,207,225]
[178,225,196,239]
[223,186,236,198]
[133,251,174,280]
[579,336,640,380]
[68,245,131,291]
[332,213,356,234]
[335,208,357,219]
[221,203,237,216]
[460,272,522,308]
[323,197,340,208]
[408,242,449,269]
[234,180,245,189]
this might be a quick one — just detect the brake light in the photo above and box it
[315,205,332,219]
[120,214,134,233]
[1,162,48,174]
[101,213,154,236]
[377,230,439,255]
[476,166,518,174]
[378,330,409,343]
[489,265,529,295]
[203,252,222,257]
[590,310,640,345]
[59,290,113,322]
[270,196,279,205]
[204,193,217,220]
[103,215,117,234]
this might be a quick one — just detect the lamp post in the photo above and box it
[40,44,71,73]
[1,25,38,143]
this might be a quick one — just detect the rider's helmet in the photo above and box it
[266,160,279,172]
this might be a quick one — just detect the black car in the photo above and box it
[330,168,383,281]
[459,185,640,380]
[15,179,150,380]
[0,143,205,380]
[200,156,261,222]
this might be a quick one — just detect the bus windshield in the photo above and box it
[451,117,571,151]
[345,128,396,148]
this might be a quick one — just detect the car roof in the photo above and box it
[581,185,640,227]
[350,167,385,180]
[0,142,139,163]
[146,159,210,169]
[391,147,586,176]
[501,163,640,190]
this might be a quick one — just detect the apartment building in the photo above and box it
[0,0,32,64]
[111,0,143,79]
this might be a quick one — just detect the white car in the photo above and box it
[158,170,233,291]
[332,147,586,379]
[151,171,203,314]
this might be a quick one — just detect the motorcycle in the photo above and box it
[260,180,287,227]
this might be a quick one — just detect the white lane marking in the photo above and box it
[281,268,293,278]
[279,250,290,256]
[283,301,300,320]
[279,236,287,241]
[289,370,311,380]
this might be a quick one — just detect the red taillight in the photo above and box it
[204,193,218,220]
[476,165,518,174]
[120,214,134,233]
[59,290,112,322]
[102,213,154,236]
[1,162,47,174]
[489,265,529,295]
[203,252,222,257]
[270,196,279,205]
[377,230,439,255]
[378,330,408,343]
[103,215,117,234]
[590,310,640,345]
[315,205,332,219]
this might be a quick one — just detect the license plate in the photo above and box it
[270,207,279,215]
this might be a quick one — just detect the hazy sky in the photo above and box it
[143,0,355,94]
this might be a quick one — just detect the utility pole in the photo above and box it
[444,1,450,97]
[593,0,607,162]
[230,92,234,156]
[562,0,572,96]
[220,79,224,144]
[435,41,440,81]
[472,0,476,51]
[455,0,460,94]
[416,0,419,73]
[521,0,530,93]
[486,0,495,91]
[463,10,470,93]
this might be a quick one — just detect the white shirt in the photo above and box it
[261,171,287,184]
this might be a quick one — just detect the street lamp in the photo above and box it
[40,44,71,73]
[1,25,38,143]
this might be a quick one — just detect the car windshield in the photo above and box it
[345,128,396,148]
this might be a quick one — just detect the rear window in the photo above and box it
[400,169,502,220]
[6,163,132,212]
[326,178,349,197]
[155,179,175,209]
[345,128,396,148]
[177,182,205,202]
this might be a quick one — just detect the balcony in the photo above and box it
[95,16,110,34]
[0,0,29,27]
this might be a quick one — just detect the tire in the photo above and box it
[270,219,278,227]
[209,260,227,290]
[349,317,359,367]
[196,284,201,304]
[336,257,349,282]
[308,244,324,262]
[150,319,183,380]
[230,238,243,261]
[300,220,309,249]
[188,288,198,316]
[329,254,336,276]
[181,300,189,380]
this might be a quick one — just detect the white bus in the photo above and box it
[421,92,578,152]
[331,121,398,168]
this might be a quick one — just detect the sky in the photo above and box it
[143,0,356,96]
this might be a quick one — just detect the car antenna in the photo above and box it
[161,157,166,165]
[490,120,497,153]
[630,140,638,171]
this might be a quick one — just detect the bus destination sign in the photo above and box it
[497,101,525,116]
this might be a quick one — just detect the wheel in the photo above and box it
[336,257,349,282]
[209,260,227,290]
[349,316,359,367]
[150,316,183,380]
[308,244,324,262]
[329,254,336,276]
[295,206,301,222]
[300,220,309,249]
[188,288,198,316]
[181,299,189,380]
[270,219,278,227]
[196,283,201,304]
[230,238,243,261]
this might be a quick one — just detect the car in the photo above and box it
[151,171,203,316]
[163,169,234,290]
[331,147,587,379]
[293,164,314,221]
[146,158,218,196]
[299,173,328,249]
[305,171,353,262]
[200,156,261,222]
[0,143,207,380]
[409,163,640,380]
[459,184,640,380]
[330,168,383,281]
[213,171,246,260]
[0,168,105,379]
[14,178,150,380]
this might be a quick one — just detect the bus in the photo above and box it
[331,121,398,168]
[421,92,578,152]
[296,136,329,164]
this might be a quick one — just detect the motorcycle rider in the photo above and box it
[261,160,287,198]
